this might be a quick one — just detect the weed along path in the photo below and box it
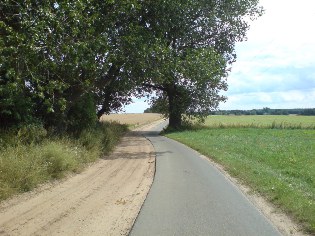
[130,121,281,236]
[0,120,164,236]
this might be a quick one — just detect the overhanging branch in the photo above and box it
[142,83,166,91]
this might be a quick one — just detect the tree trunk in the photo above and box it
[167,88,182,129]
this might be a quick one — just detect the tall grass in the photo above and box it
[0,122,128,201]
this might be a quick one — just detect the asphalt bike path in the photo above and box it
[130,121,281,236]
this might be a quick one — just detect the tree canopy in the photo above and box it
[0,0,263,130]
[134,0,263,127]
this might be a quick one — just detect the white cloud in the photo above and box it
[280,90,307,103]
[221,89,315,110]
[222,0,315,109]
[248,0,315,45]
[259,93,273,103]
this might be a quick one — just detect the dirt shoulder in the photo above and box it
[0,120,164,236]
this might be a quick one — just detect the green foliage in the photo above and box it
[0,0,137,129]
[0,72,34,126]
[145,97,169,115]
[134,0,263,127]
[78,122,127,153]
[0,121,127,201]
[41,142,79,178]
[1,0,263,129]
[0,123,47,148]
[165,117,315,234]
[16,123,48,144]
[67,93,98,132]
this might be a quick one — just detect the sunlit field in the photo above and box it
[166,115,315,234]
[100,113,163,127]
[205,115,315,129]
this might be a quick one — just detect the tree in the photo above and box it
[0,0,140,130]
[132,0,263,128]
[1,0,104,129]
[1,0,263,130]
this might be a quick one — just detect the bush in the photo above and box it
[0,145,45,198]
[0,74,35,128]
[78,121,128,154]
[17,123,47,144]
[0,121,128,201]
[0,123,47,148]
[41,141,79,178]
[67,93,98,133]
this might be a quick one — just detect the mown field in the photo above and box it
[165,115,315,234]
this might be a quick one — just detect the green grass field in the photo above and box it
[165,115,315,234]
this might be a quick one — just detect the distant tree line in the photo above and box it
[209,108,315,116]
[145,106,315,116]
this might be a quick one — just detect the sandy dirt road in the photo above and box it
[0,120,163,236]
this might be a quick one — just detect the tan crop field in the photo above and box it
[100,113,163,126]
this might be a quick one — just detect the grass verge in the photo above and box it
[165,126,315,234]
[0,122,128,201]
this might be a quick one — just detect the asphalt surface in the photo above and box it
[130,121,281,236]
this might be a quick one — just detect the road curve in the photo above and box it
[130,121,281,236]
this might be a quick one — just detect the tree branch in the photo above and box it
[142,83,166,91]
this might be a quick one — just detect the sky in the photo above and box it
[125,0,315,113]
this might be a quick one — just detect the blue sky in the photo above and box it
[125,0,315,113]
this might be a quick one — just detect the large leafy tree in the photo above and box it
[0,0,140,129]
[1,0,263,130]
[133,0,263,128]
[1,0,104,128]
